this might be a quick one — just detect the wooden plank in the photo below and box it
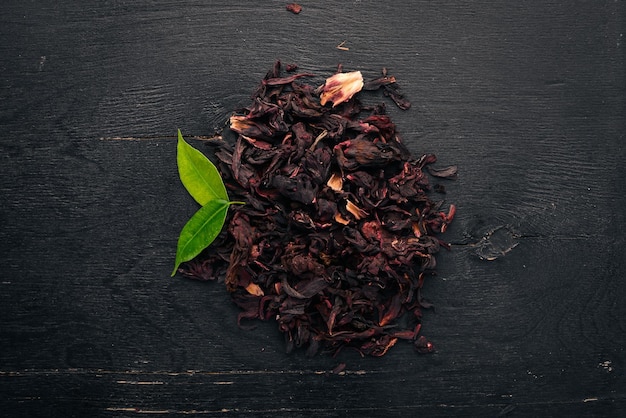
[1,0,624,415]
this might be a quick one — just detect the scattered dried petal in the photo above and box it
[327,172,343,191]
[245,282,265,297]
[334,213,351,225]
[320,71,364,107]
[286,3,302,14]
[345,199,368,220]
[412,222,423,238]
[446,204,456,222]
[363,70,412,109]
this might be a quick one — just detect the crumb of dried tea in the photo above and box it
[286,3,302,14]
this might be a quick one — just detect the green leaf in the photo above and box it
[177,129,228,205]
[172,198,230,276]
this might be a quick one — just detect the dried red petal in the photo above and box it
[286,3,302,14]
[320,71,364,107]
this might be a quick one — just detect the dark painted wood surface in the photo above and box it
[1,1,624,416]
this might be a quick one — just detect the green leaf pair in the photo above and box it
[172,130,241,276]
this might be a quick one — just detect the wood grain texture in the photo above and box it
[1,0,625,416]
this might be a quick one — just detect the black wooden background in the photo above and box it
[1,1,624,416]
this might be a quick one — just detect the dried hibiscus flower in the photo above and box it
[319,71,364,107]
[177,61,457,357]
[286,3,302,14]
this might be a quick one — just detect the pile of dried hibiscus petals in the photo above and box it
[178,61,457,357]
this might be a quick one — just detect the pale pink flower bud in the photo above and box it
[320,71,364,107]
